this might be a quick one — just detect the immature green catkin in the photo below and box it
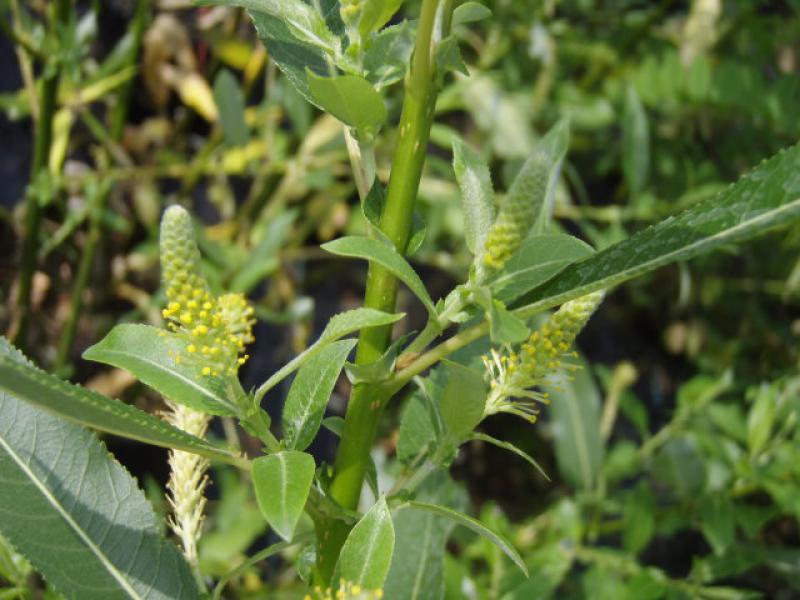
[483,291,604,423]
[483,147,550,270]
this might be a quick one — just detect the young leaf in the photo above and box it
[471,432,549,481]
[307,71,387,137]
[402,501,528,576]
[84,324,239,416]
[246,10,332,107]
[322,236,438,318]
[438,361,487,441]
[488,299,530,344]
[363,21,415,89]
[397,391,438,464]
[0,393,200,599]
[452,2,492,26]
[622,84,650,197]
[512,142,800,314]
[361,182,427,256]
[357,0,404,38]
[213,69,248,146]
[548,360,604,490]
[198,0,339,53]
[452,137,495,257]
[434,37,468,78]
[255,308,402,401]
[282,339,356,451]
[0,339,241,466]
[252,451,316,541]
[489,233,595,304]
[338,497,395,589]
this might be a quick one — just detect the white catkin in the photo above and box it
[164,401,210,567]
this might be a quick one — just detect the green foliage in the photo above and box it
[0,379,199,599]
[84,324,240,416]
[4,1,800,598]
[337,497,395,589]
[252,451,316,541]
[282,339,356,451]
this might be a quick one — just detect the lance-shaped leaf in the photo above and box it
[255,308,402,402]
[402,501,528,576]
[549,359,603,490]
[0,390,199,599]
[489,233,595,304]
[384,473,466,600]
[0,339,242,467]
[84,324,239,416]
[471,432,549,481]
[338,497,395,589]
[452,137,495,257]
[622,84,650,197]
[252,451,316,541]
[322,236,437,318]
[512,142,800,315]
[282,339,356,451]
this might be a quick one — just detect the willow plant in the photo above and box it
[2,1,800,599]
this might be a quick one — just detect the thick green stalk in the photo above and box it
[314,0,445,584]
[15,0,71,348]
[54,0,147,376]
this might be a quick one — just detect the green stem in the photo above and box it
[15,0,71,348]
[314,0,446,584]
[53,0,147,376]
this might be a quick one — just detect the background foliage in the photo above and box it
[0,0,799,598]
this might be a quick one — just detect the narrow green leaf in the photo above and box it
[701,496,736,556]
[452,137,495,256]
[282,339,356,451]
[84,324,238,416]
[0,390,199,599]
[403,501,528,576]
[452,2,492,25]
[0,338,241,466]
[548,359,604,490]
[488,300,530,344]
[254,308,402,402]
[622,482,654,554]
[339,497,395,589]
[397,392,437,464]
[322,236,437,318]
[513,143,800,314]
[438,361,487,441]
[307,71,386,136]
[489,234,594,304]
[471,432,549,481]
[622,84,650,197]
[384,473,466,600]
[747,384,776,456]
[252,451,315,541]
[213,69,248,146]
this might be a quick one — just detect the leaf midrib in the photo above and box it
[0,432,144,599]
[518,197,800,316]
[94,348,236,413]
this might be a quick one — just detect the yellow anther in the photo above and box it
[187,344,197,353]
[202,366,211,376]
[180,312,193,324]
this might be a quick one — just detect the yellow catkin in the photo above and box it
[483,291,604,423]
[307,580,384,600]
[159,206,254,379]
